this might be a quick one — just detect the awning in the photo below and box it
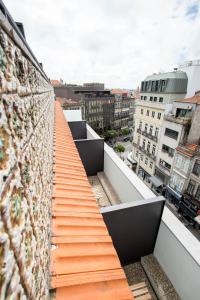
[149,176,163,188]
[127,152,137,164]
[166,186,182,199]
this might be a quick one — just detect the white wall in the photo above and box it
[179,60,200,97]
[154,207,200,300]
[156,120,183,169]
[64,109,82,121]
[86,125,155,202]
[104,144,155,202]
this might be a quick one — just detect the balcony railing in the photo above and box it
[140,130,158,142]
[162,149,174,157]
[164,114,192,125]
[138,146,156,161]
[159,163,171,173]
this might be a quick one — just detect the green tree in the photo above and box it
[121,128,129,136]
[104,130,118,140]
[114,144,125,156]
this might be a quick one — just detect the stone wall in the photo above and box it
[0,16,54,300]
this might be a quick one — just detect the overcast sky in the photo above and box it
[5,0,200,88]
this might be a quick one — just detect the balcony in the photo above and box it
[164,114,192,125]
[159,163,171,174]
[140,130,158,142]
[162,148,174,157]
[66,112,200,300]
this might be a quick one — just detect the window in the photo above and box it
[152,144,156,156]
[187,181,195,195]
[165,128,178,140]
[193,160,200,176]
[149,125,153,135]
[143,139,146,148]
[144,96,147,100]
[155,127,159,137]
[136,151,139,158]
[157,112,162,119]
[195,186,200,201]
[145,123,148,132]
[162,144,174,157]
[141,154,144,161]
[141,82,144,91]
[151,81,156,91]
[146,110,149,116]
[145,157,148,165]
[153,97,157,102]
[159,159,171,171]
[150,161,153,169]
[141,96,143,100]
[159,97,163,102]
[150,97,153,101]
[139,121,142,129]
[141,109,144,115]
[147,141,150,152]
[152,111,155,118]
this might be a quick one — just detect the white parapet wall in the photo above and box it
[86,125,155,202]
[154,207,200,300]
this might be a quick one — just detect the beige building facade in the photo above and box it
[132,70,188,186]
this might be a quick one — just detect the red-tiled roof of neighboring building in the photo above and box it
[111,89,128,95]
[51,101,133,300]
[175,95,200,104]
[51,79,61,86]
[176,144,198,157]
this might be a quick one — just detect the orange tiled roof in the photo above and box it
[176,144,198,157]
[51,101,133,300]
[111,89,128,95]
[175,95,200,104]
[51,79,61,86]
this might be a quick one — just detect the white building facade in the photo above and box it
[131,70,188,187]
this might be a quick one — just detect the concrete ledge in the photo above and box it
[97,172,121,205]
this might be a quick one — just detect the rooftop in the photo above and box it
[51,102,133,299]
[176,144,198,157]
[51,79,61,86]
[144,70,187,81]
[175,95,200,104]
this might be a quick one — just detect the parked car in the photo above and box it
[123,136,130,142]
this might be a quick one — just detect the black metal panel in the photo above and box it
[101,198,165,265]
[68,121,87,140]
[75,139,104,176]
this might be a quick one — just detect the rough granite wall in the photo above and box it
[0,22,54,299]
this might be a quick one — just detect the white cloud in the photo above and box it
[4,0,200,88]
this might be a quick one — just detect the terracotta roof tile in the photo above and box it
[175,95,200,104]
[51,101,133,300]
[176,144,198,157]
[51,79,61,86]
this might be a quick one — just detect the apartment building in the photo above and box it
[154,100,193,192]
[76,89,115,133]
[164,95,200,224]
[166,144,200,224]
[132,70,187,185]
[111,90,131,131]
